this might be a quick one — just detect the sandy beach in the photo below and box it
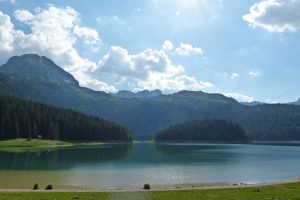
[0,178,299,193]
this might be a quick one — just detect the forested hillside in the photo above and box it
[0,95,133,141]
[155,119,249,142]
[1,54,300,140]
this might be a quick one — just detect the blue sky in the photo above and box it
[0,0,299,103]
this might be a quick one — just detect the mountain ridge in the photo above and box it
[1,54,300,140]
[0,54,79,86]
[290,98,300,105]
[113,89,163,99]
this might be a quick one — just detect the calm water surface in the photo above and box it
[1,143,300,189]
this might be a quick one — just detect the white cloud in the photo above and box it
[0,6,114,92]
[230,73,239,79]
[0,6,212,93]
[248,70,260,77]
[73,26,100,45]
[97,46,213,92]
[176,11,181,17]
[0,11,15,52]
[162,40,174,51]
[98,46,184,79]
[72,71,117,93]
[175,43,203,56]
[10,6,100,71]
[14,10,34,22]
[224,93,254,102]
[243,0,300,32]
[136,74,213,92]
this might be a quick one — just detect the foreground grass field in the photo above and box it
[1,181,300,200]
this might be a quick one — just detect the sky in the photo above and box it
[0,0,299,103]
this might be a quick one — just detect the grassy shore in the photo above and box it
[0,181,300,200]
[0,138,107,152]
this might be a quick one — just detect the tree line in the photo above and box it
[0,95,133,141]
[155,119,249,143]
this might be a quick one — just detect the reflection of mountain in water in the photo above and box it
[0,144,132,170]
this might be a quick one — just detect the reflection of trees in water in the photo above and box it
[0,143,248,170]
[155,143,239,163]
[0,144,133,170]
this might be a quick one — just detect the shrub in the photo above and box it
[143,183,151,190]
[254,188,261,192]
[45,184,53,190]
[32,183,38,190]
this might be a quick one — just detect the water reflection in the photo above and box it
[155,143,241,163]
[0,144,133,170]
[1,143,300,189]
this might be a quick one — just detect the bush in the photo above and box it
[143,183,151,190]
[45,184,53,190]
[254,188,261,192]
[32,183,38,190]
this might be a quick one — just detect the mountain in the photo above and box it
[113,89,163,99]
[290,98,300,105]
[1,54,300,140]
[240,101,264,106]
[0,54,79,86]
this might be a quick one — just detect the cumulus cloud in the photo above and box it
[98,46,184,79]
[72,71,117,92]
[162,40,174,51]
[243,0,300,32]
[0,11,15,52]
[73,26,101,46]
[230,73,239,79]
[0,6,212,93]
[224,93,254,102]
[14,10,34,21]
[175,43,203,56]
[97,46,213,92]
[0,6,114,92]
[248,70,260,77]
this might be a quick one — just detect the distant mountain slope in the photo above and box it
[1,54,300,140]
[240,101,264,106]
[290,98,300,105]
[113,89,163,99]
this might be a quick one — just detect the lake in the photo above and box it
[1,143,300,189]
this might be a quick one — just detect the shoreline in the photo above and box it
[0,138,132,153]
[0,178,299,193]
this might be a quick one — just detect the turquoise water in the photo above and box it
[1,143,300,189]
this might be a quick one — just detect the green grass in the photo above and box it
[1,181,300,200]
[0,138,107,152]
[0,138,72,148]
